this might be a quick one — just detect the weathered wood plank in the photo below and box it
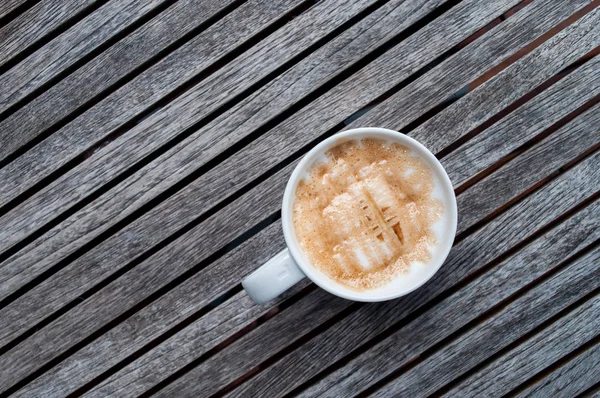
[172,209,589,398]
[0,0,169,113]
[167,169,600,397]
[0,0,572,301]
[0,0,590,364]
[3,1,540,374]
[0,0,248,163]
[456,102,600,234]
[514,344,600,398]
[0,0,456,301]
[0,0,30,21]
[12,221,289,397]
[225,151,600,398]
[406,48,600,164]
[9,84,593,394]
[0,0,96,66]
[371,271,600,398]
[0,0,418,338]
[0,0,592,388]
[0,159,295,394]
[0,0,496,392]
[24,115,600,396]
[7,68,600,398]
[444,57,600,189]
[0,0,336,200]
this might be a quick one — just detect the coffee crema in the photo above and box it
[292,138,443,291]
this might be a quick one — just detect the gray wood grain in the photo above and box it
[444,55,600,189]
[0,0,534,371]
[0,0,317,201]
[0,0,455,306]
[0,0,589,373]
[0,0,549,300]
[514,344,600,398]
[0,0,412,350]
[228,152,600,398]
[13,221,289,397]
[0,0,242,163]
[1,0,596,392]
[407,34,600,165]
[163,152,600,396]
[0,159,295,394]
[0,0,29,20]
[8,80,599,398]
[372,266,600,398]
[346,1,599,136]
[0,0,95,66]
[0,0,460,314]
[86,288,343,398]
[0,0,168,112]
[455,102,600,235]
[442,304,600,397]
[0,0,377,245]
[26,120,600,396]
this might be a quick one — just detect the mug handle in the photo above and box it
[242,249,305,304]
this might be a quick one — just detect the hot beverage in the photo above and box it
[292,138,442,290]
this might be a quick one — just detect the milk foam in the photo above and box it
[292,139,443,291]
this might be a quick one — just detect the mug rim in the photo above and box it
[281,127,457,302]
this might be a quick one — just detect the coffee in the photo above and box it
[292,138,443,291]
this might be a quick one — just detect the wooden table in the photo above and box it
[0,0,598,396]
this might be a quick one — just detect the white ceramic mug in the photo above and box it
[242,127,457,304]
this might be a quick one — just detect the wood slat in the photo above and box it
[0,0,482,319]
[443,58,600,189]
[0,0,458,304]
[0,0,331,203]
[0,0,413,343]
[0,0,30,21]
[371,270,600,398]
[141,201,600,398]
[348,2,599,135]
[405,51,600,175]
[161,127,600,397]
[514,344,600,398]
[224,61,600,398]
[0,0,96,66]
[0,0,590,366]
[20,74,600,397]
[0,159,295,394]
[231,216,599,398]
[0,0,169,113]
[0,0,247,163]
[13,221,289,397]
[440,296,600,397]
[455,101,600,235]
[0,0,506,392]
[0,0,569,303]
[0,0,537,369]
[0,0,592,392]
[0,0,379,245]
[1,3,597,393]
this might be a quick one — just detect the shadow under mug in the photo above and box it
[242,127,458,304]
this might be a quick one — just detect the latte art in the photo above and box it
[292,139,443,290]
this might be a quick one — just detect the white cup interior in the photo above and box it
[282,128,457,302]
